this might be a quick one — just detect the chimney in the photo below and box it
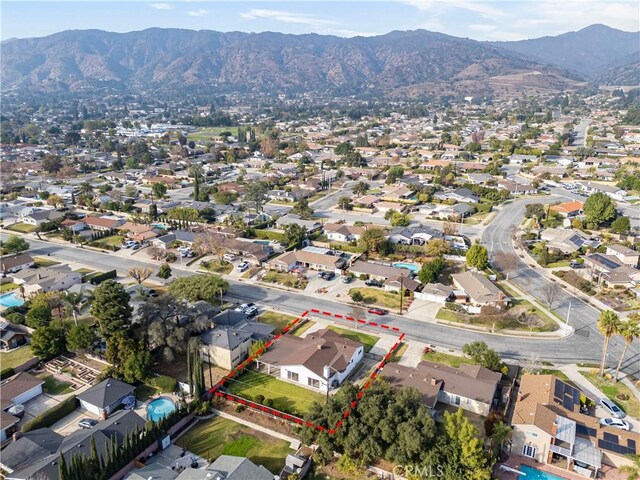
[430,378,437,386]
[498,291,504,301]
[551,420,558,437]
[316,344,322,350]
[13,432,22,442]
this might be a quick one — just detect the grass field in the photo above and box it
[188,127,236,142]
[292,320,316,337]
[581,371,640,418]
[327,325,379,353]
[256,311,298,334]
[226,370,324,415]
[33,256,61,267]
[177,416,291,474]
[5,223,37,233]
[423,350,478,368]
[0,282,18,292]
[37,374,74,395]
[0,345,35,369]
[348,287,402,309]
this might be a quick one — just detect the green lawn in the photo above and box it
[435,305,558,333]
[581,371,640,418]
[291,320,316,337]
[226,371,324,415]
[423,350,479,368]
[33,256,61,267]
[5,223,37,233]
[37,374,73,395]
[75,268,95,274]
[262,271,308,289]
[200,260,233,275]
[256,311,298,334]
[187,127,236,142]
[0,282,18,292]
[546,260,571,268]
[327,325,379,353]
[136,384,159,402]
[89,235,122,248]
[0,345,35,369]
[177,416,292,474]
[388,342,409,363]
[348,287,402,309]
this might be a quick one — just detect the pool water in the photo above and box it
[392,262,419,274]
[147,397,176,422]
[0,292,25,308]
[518,465,566,480]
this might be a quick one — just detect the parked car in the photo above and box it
[342,275,353,284]
[123,241,136,248]
[148,289,158,298]
[236,261,249,272]
[244,306,258,317]
[323,272,336,281]
[569,260,582,269]
[78,418,98,429]
[235,303,249,312]
[600,398,626,418]
[599,417,630,430]
[223,254,236,262]
[131,244,140,251]
[242,303,256,312]
[368,308,386,315]
[365,279,383,288]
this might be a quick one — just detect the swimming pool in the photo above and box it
[392,262,419,274]
[0,292,25,308]
[151,223,169,230]
[518,465,565,480]
[147,397,176,422]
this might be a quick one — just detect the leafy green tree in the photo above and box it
[337,197,353,211]
[62,291,85,326]
[353,181,370,196]
[462,341,504,372]
[106,332,151,383]
[189,164,204,201]
[584,192,616,225]
[284,223,308,246]
[358,228,390,255]
[385,166,404,184]
[525,203,545,219]
[2,235,29,254]
[465,244,489,270]
[610,216,630,234]
[151,182,167,200]
[244,181,269,212]
[89,280,132,337]
[168,275,228,303]
[42,154,63,173]
[351,290,364,302]
[66,323,95,352]
[25,302,53,328]
[157,263,172,279]
[389,212,411,227]
[419,257,446,284]
[249,339,267,358]
[291,198,314,219]
[31,323,67,360]
[166,207,201,222]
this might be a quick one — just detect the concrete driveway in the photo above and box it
[51,409,98,435]
[19,394,61,426]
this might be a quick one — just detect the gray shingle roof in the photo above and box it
[76,377,135,409]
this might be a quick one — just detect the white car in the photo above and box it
[600,398,626,418]
[236,261,249,272]
[234,303,249,312]
[599,417,630,430]
[244,306,258,317]
[223,253,236,262]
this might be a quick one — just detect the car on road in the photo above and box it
[236,261,249,272]
[368,308,386,315]
[599,417,630,430]
[365,279,383,288]
[600,398,626,418]
[78,418,98,429]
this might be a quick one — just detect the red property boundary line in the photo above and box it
[209,308,405,435]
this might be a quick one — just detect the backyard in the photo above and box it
[37,374,74,395]
[580,371,640,418]
[348,287,402,310]
[0,282,18,292]
[327,325,379,353]
[255,311,298,334]
[226,370,324,415]
[423,349,479,368]
[176,416,292,474]
[0,345,35,369]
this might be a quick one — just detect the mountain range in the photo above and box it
[1,25,638,97]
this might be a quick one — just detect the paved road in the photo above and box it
[482,199,640,376]
[23,235,638,374]
[571,118,590,147]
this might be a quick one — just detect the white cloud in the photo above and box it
[402,0,506,19]
[240,8,338,27]
[187,9,207,17]
[150,3,172,10]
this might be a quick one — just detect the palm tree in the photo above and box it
[78,182,93,196]
[597,310,621,377]
[63,291,85,326]
[490,422,512,461]
[188,164,204,201]
[614,318,640,382]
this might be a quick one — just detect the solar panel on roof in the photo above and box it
[554,379,564,401]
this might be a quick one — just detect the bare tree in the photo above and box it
[350,305,367,331]
[147,244,165,260]
[492,252,519,273]
[541,284,561,309]
[443,222,458,237]
[129,267,152,284]
[518,311,544,336]
[194,229,228,263]
[523,353,542,374]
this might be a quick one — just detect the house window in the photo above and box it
[526,431,539,438]
[308,378,320,388]
[287,371,299,382]
[451,395,461,406]
[522,445,537,458]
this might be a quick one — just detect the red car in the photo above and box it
[368,308,386,315]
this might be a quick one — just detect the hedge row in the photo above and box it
[0,367,15,380]
[88,269,117,285]
[148,375,178,393]
[22,396,79,432]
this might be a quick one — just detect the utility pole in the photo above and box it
[399,275,404,314]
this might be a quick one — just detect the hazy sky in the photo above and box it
[2,1,639,41]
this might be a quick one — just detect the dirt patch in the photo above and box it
[214,400,302,439]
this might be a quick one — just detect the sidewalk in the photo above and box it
[214,409,301,449]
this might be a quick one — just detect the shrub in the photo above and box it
[235,404,245,413]
[254,394,265,404]
[0,367,15,380]
[148,375,178,393]
[166,252,177,263]
[89,269,117,285]
[264,398,274,408]
[22,396,79,432]
[350,291,364,302]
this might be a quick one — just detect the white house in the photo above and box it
[0,372,44,442]
[255,329,363,392]
[11,265,82,297]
